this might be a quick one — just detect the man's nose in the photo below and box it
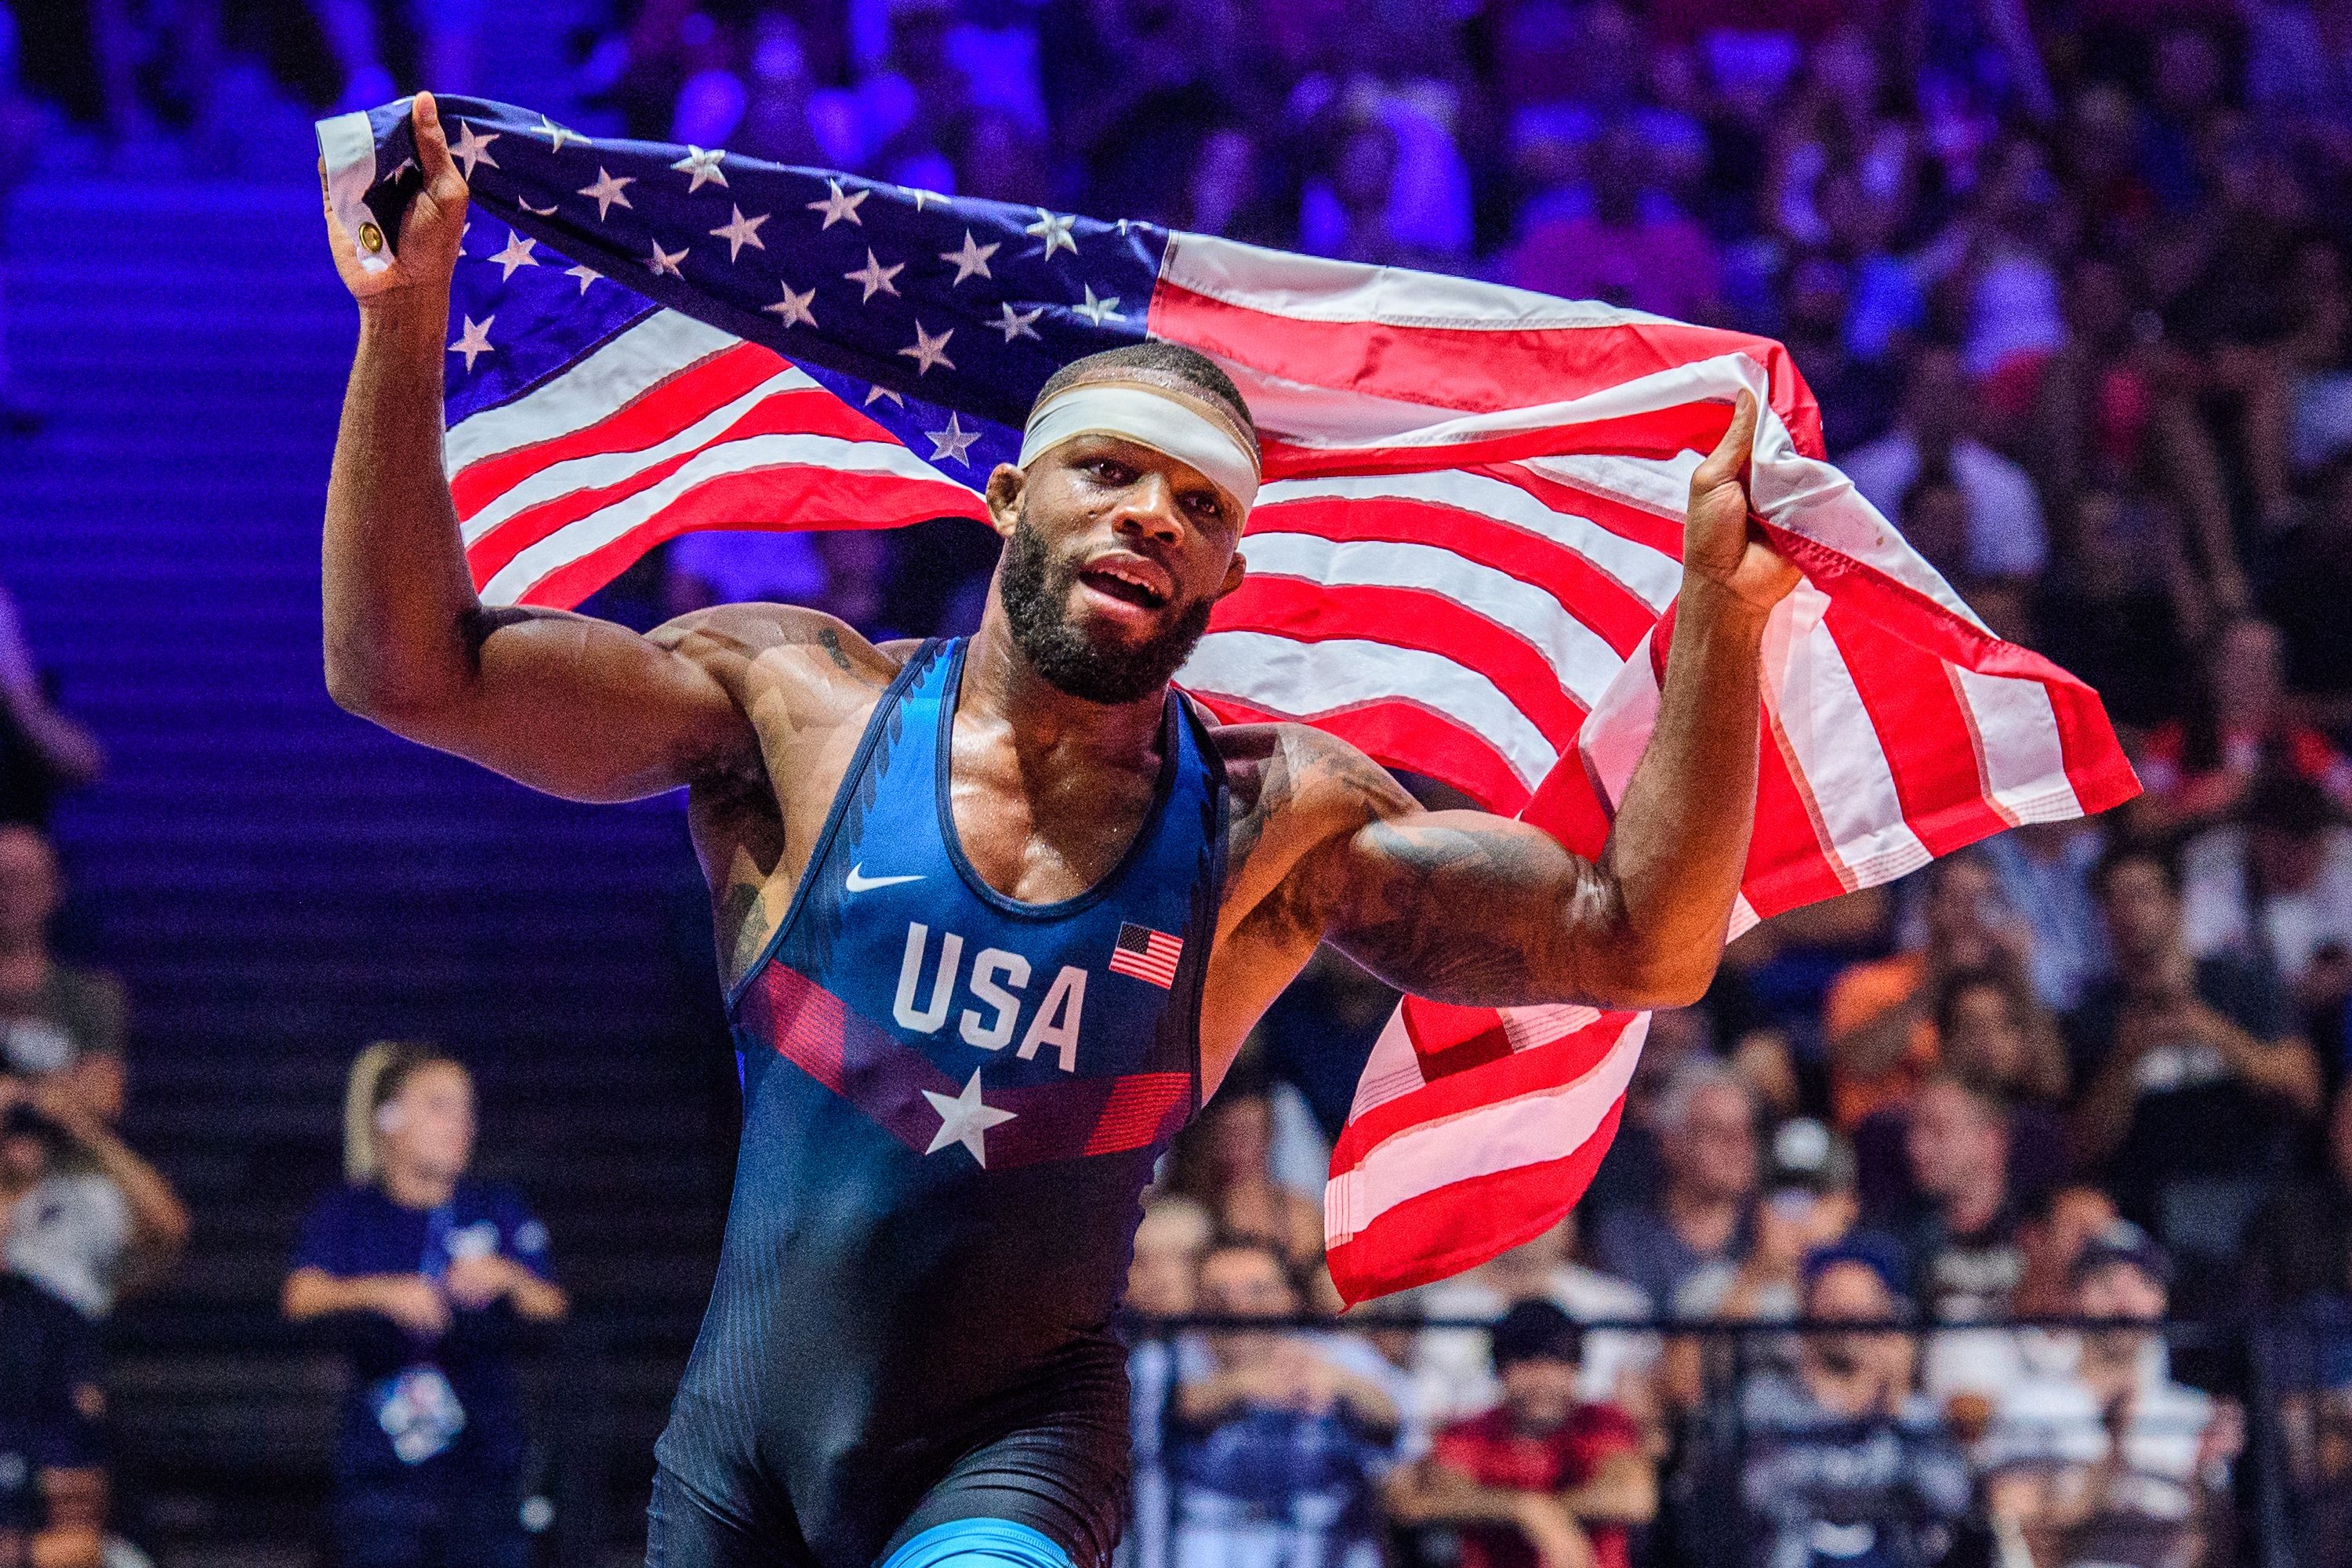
[1108,473,1185,543]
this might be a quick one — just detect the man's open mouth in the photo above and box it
[1076,560,1171,610]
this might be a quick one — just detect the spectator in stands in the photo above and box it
[0,1176,104,1568]
[2067,844,2321,1278]
[1842,343,2049,590]
[2180,771,2352,1037]
[1980,818,2111,1016]
[1661,1117,1860,1410]
[0,828,120,1078]
[1590,1061,1759,1316]
[1166,1079,1327,1289]
[1825,851,2033,1130]
[1386,1301,1654,1568]
[1926,1181,2122,1408]
[1735,1245,1973,1568]
[1168,1235,1396,1568]
[285,1042,566,1568]
[2134,617,2352,836]
[1855,971,2068,1215]
[1984,1223,2239,1568]
[0,593,103,828]
[1409,1214,1660,1439]
[1874,1074,2029,1327]
[1124,1196,1211,1568]
[0,1060,187,1319]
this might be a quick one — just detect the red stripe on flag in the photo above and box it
[1147,282,1823,456]
[1210,578,1589,749]
[461,387,918,580]
[1188,692,1534,815]
[452,341,795,518]
[1247,492,1660,656]
[1327,1096,1626,1302]
[1485,462,1687,561]
[1826,607,2016,858]
[494,466,988,609]
[1329,1011,1635,1172]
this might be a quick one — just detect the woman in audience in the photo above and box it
[284,1042,566,1568]
[1164,1076,1330,1294]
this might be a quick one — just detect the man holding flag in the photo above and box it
[315,92,2132,1568]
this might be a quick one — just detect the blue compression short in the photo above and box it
[875,1520,1076,1568]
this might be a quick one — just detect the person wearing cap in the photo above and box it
[1387,1301,1653,1568]
[1982,1221,2238,1568]
[1732,1246,1971,1568]
[325,89,1807,1568]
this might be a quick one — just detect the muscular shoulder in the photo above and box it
[652,602,906,695]
[1212,721,1416,918]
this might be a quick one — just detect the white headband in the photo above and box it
[1017,383,1260,514]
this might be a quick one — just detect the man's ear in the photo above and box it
[1215,548,1248,602]
[983,463,1025,540]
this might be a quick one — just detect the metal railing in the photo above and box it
[1121,1311,2352,1568]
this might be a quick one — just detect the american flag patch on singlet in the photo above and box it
[1108,923,1182,989]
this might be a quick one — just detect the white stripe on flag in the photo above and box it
[1326,1012,1649,1247]
[1162,230,1672,332]
[446,310,741,473]
[1764,583,1930,888]
[1178,630,1559,791]
[1575,627,1662,812]
[477,433,974,604]
[1950,663,2085,824]
[1258,470,1683,612]
[1348,1007,1429,1121]
[1238,532,1627,710]
[460,368,818,543]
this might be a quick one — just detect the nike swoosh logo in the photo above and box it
[844,865,925,893]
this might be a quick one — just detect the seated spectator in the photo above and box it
[1165,1076,1327,1288]
[1125,1196,1212,1568]
[0,589,102,827]
[1661,1118,1860,1409]
[1842,343,2050,590]
[1590,1062,1759,1316]
[1984,1224,2239,1568]
[1926,1182,2122,1408]
[2134,618,2352,836]
[0,1178,103,1568]
[285,1044,567,1568]
[1386,1301,1654,1568]
[1409,1214,1660,1439]
[1825,851,2032,1130]
[1736,1246,1973,1568]
[2242,1086,2352,1311]
[1855,973,2068,1216]
[1873,1074,2029,1327]
[2180,771,2352,1041]
[2067,844,2321,1283]
[0,1062,187,1319]
[1980,818,2111,1015]
[1169,1236,1396,1568]
[0,827,123,1076]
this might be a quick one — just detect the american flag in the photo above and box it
[320,97,2139,1304]
[1108,923,1184,990]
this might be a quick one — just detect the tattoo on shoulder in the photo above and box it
[816,626,854,673]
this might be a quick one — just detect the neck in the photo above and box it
[380,1160,457,1210]
[962,602,1171,764]
[1664,1185,1740,1246]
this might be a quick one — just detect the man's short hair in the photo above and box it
[2093,837,2179,899]
[1031,343,1258,443]
[1653,1058,1751,1139]
[1490,1298,1584,1371]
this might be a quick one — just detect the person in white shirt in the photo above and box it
[1841,343,2049,584]
[1983,1222,2240,1568]
[2180,771,2352,1006]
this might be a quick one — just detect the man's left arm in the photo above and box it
[1304,393,1795,1011]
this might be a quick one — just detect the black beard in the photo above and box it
[998,515,1215,705]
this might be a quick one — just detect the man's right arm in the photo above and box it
[321,93,754,803]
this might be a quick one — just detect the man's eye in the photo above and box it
[1085,459,1133,484]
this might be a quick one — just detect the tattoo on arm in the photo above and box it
[818,626,855,673]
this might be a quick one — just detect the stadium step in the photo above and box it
[0,38,736,1566]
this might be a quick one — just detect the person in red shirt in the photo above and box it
[1387,1301,1655,1568]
